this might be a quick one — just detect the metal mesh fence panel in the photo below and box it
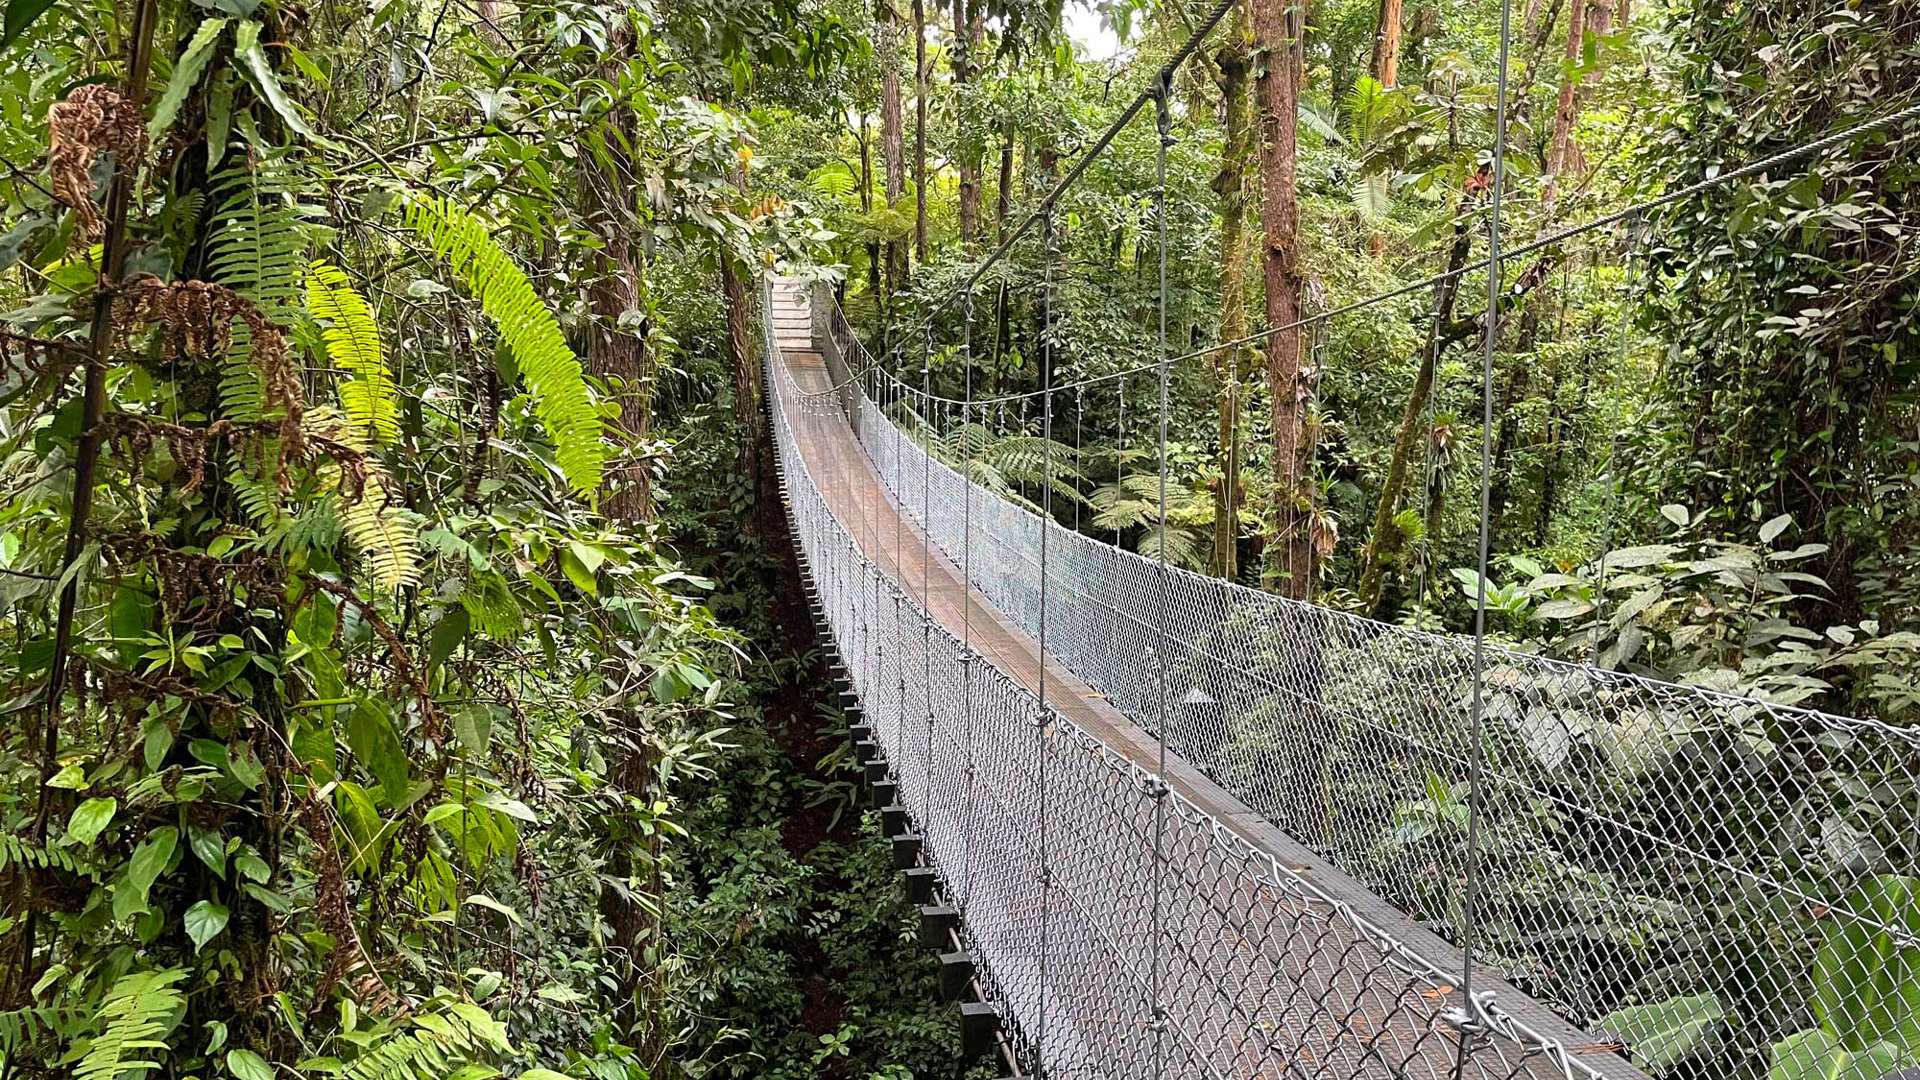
[806,285,1920,1080]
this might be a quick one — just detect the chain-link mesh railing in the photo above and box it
[799,283,1920,1080]
[765,279,1653,1080]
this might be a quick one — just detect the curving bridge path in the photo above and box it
[764,276,1660,1080]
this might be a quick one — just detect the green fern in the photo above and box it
[344,1004,510,1080]
[306,260,399,444]
[71,968,186,1080]
[401,194,604,494]
[206,160,310,425]
[0,833,97,877]
[310,409,419,591]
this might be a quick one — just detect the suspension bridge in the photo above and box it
[756,10,1920,1075]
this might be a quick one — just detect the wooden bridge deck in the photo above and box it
[769,278,1644,1080]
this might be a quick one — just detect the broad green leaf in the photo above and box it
[235,852,270,883]
[148,17,227,138]
[454,705,492,756]
[347,699,410,805]
[46,762,85,789]
[1759,513,1793,545]
[190,826,227,876]
[233,20,331,144]
[116,826,178,920]
[1601,993,1725,1070]
[185,899,230,952]
[429,606,469,670]
[559,545,597,595]
[1811,874,1920,1050]
[0,0,57,50]
[1659,503,1691,527]
[519,1071,574,1080]
[1769,1029,1903,1080]
[227,1048,274,1080]
[463,893,525,926]
[65,796,116,844]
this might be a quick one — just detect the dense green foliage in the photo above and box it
[0,0,1914,1076]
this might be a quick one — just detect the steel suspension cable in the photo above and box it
[922,320,936,833]
[959,289,980,917]
[830,95,1920,412]
[1146,77,1174,1080]
[1033,203,1056,1080]
[1455,0,1515,1059]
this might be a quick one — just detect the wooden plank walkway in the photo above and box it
[769,278,1645,1080]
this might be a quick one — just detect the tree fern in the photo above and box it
[401,194,604,494]
[306,260,398,444]
[71,968,186,1080]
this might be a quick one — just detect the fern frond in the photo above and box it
[72,968,186,1080]
[306,260,398,444]
[401,195,604,494]
[207,160,310,424]
[343,1005,506,1080]
[207,162,308,327]
[309,409,419,591]
[339,472,420,592]
[0,834,97,878]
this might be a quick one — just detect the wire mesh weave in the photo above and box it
[765,280,1656,1080]
[802,284,1920,1080]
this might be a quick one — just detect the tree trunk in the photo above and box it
[858,117,881,319]
[1540,0,1587,219]
[913,0,928,264]
[953,0,981,251]
[996,121,1014,240]
[1210,12,1254,581]
[1355,214,1473,614]
[1253,0,1312,599]
[1370,0,1404,87]
[721,252,775,538]
[582,23,654,524]
[879,1,907,310]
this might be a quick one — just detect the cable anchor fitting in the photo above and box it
[1442,990,1501,1037]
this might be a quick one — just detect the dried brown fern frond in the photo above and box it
[47,85,145,240]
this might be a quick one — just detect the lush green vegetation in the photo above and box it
[0,0,1913,1076]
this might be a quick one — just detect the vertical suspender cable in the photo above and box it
[1147,76,1174,1080]
[1034,205,1056,1079]
[960,290,979,913]
[1455,0,1515,1063]
[922,323,936,831]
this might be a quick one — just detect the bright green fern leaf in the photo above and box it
[401,195,604,494]
[310,409,419,591]
[72,968,186,1080]
[306,260,398,444]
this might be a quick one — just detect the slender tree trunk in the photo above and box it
[953,0,981,250]
[1370,0,1404,87]
[1253,0,1312,599]
[913,0,928,264]
[1210,12,1254,581]
[582,23,654,524]
[1540,0,1587,219]
[1356,214,1473,614]
[996,121,1014,239]
[858,117,881,317]
[879,1,907,314]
